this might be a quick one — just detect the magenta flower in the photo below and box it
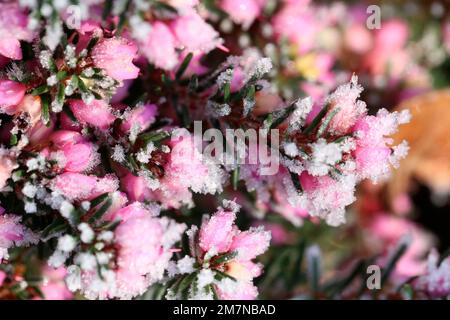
[68,99,115,130]
[220,0,265,29]
[51,130,99,173]
[50,173,119,201]
[91,37,140,81]
[414,249,450,298]
[120,103,158,134]
[0,80,26,114]
[0,207,37,261]
[194,201,271,300]
[141,22,178,71]
[108,203,185,298]
[171,10,221,52]
[0,3,34,60]
[199,208,236,254]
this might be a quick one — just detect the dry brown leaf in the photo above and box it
[388,89,450,199]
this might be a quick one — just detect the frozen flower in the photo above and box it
[51,130,99,173]
[50,172,119,201]
[353,109,411,182]
[148,133,225,209]
[299,172,356,226]
[141,22,178,70]
[324,75,367,135]
[220,0,266,29]
[0,208,38,261]
[91,37,140,81]
[0,149,17,190]
[0,80,26,114]
[414,249,450,298]
[199,207,236,254]
[171,10,222,53]
[192,201,270,300]
[108,203,186,299]
[37,267,73,300]
[68,99,115,130]
[121,103,158,134]
[0,3,35,60]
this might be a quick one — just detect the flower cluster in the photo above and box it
[0,0,446,301]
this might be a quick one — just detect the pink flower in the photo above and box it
[149,132,224,209]
[141,22,178,70]
[0,208,38,261]
[369,214,432,280]
[112,203,185,298]
[38,267,73,300]
[121,103,158,134]
[199,208,236,254]
[229,227,271,261]
[120,173,152,202]
[272,2,319,54]
[68,99,115,130]
[0,80,26,114]
[15,95,43,127]
[363,20,410,77]
[414,249,450,298]
[0,149,16,190]
[50,173,119,201]
[0,270,6,285]
[352,109,410,182]
[220,0,265,29]
[325,75,366,135]
[344,24,373,54]
[51,131,99,173]
[216,280,258,300]
[91,37,140,81]
[0,3,34,60]
[171,11,221,52]
[192,201,270,300]
[299,172,356,226]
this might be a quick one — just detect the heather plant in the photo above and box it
[0,1,449,300]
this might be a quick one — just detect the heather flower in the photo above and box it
[0,80,26,114]
[50,130,99,173]
[353,109,411,182]
[105,203,186,299]
[141,22,178,71]
[120,103,158,134]
[37,267,73,300]
[324,75,367,135]
[15,95,43,128]
[91,37,140,82]
[199,207,236,254]
[50,173,119,201]
[68,99,115,130]
[0,207,38,262]
[171,10,222,53]
[414,249,450,298]
[149,132,225,209]
[298,172,356,226]
[0,3,34,60]
[220,0,266,29]
[178,201,270,300]
[272,1,319,54]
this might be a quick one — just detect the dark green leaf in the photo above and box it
[88,197,112,224]
[41,95,50,127]
[176,52,193,80]
[31,85,49,96]
[303,105,328,135]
